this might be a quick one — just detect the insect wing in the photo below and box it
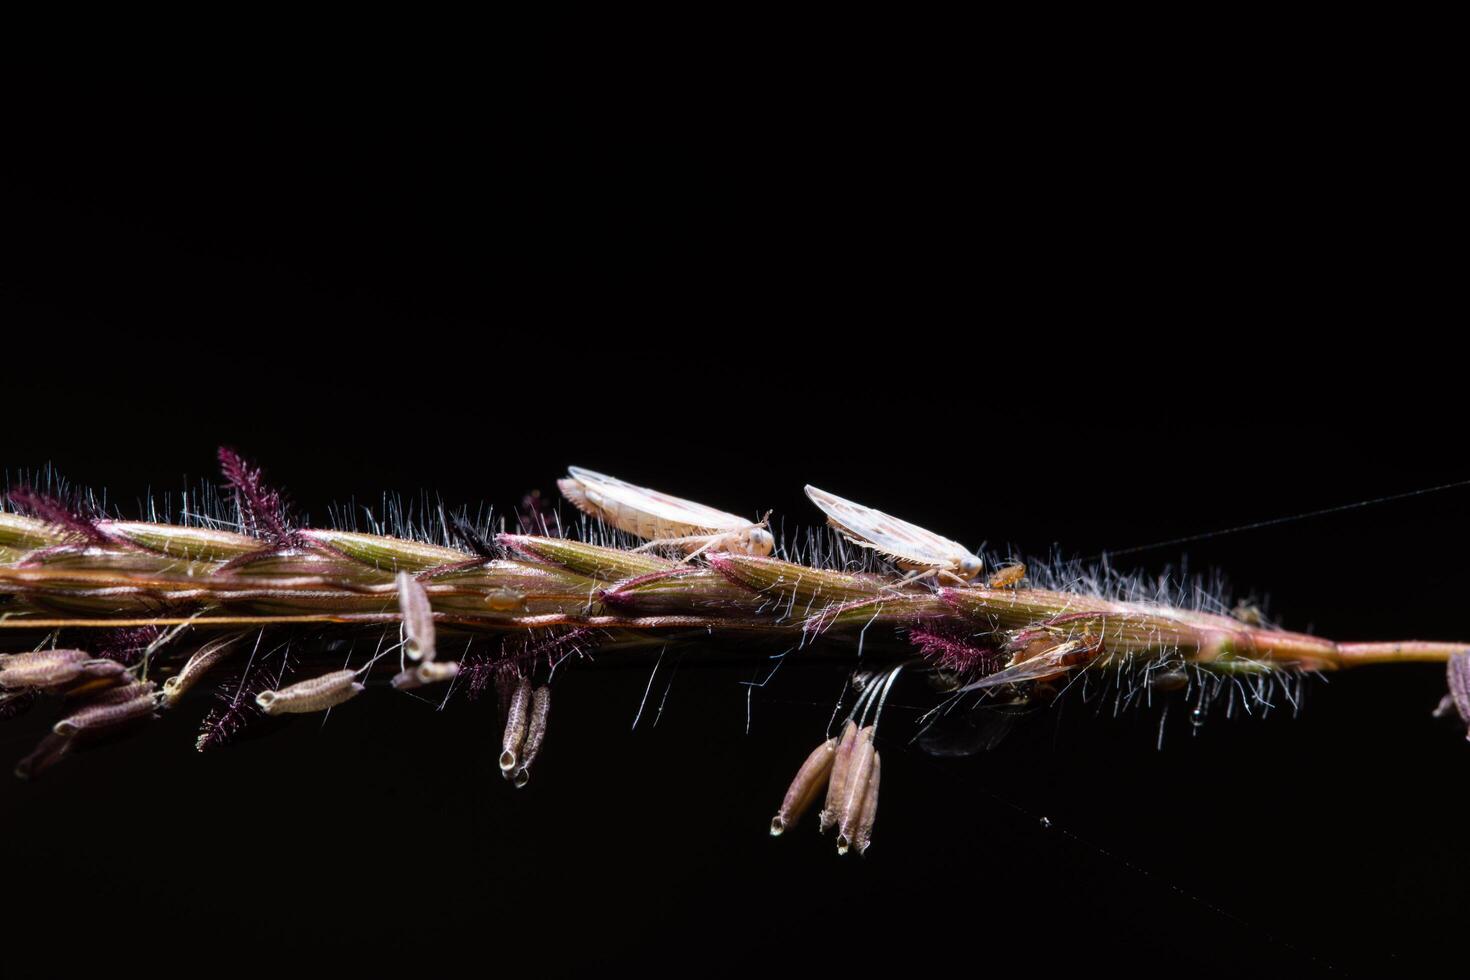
[955,643,1090,693]
[564,467,751,539]
[917,701,1038,756]
[803,485,970,568]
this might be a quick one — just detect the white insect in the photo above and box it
[803,485,983,586]
[557,466,774,559]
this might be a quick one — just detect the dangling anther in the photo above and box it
[255,669,365,716]
[78,659,128,681]
[0,648,87,670]
[391,660,461,690]
[53,681,158,736]
[833,665,900,855]
[161,634,246,708]
[512,685,551,789]
[836,726,876,856]
[15,732,72,781]
[852,751,882,856]
[397,571,436,663]
[0,649,90,690]
[499,675,532,778]
[770,735,837,836]
[1437,652,1470,739]
[818,720,859,833]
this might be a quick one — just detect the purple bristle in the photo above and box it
[195,663,273,752]
[907,626,1001,675]
[95,626,165,666]
[6,486,112,546]
[217,446,298,545]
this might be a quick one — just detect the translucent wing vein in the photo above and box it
[804,485,972,568]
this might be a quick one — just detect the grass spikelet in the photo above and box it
[303,529,468,573]
[96,521,263,562]
[708,554,890,608]
[6,486,110,546]
[498,533,678,582]
[601,567,762,615]
[0,511,70,552]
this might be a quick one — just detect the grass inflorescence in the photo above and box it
[3,450,1469,854]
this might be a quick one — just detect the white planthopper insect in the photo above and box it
[557,466,774,559]
[804,485,984,586]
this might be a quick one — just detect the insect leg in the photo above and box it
[883,567,939,594]
[677,534,733,563]
[629,533,713,555]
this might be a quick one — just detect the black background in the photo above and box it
[1,54,1462,978]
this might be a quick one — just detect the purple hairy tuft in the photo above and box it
[462,666,494,701]
[461,628,600,700]
[217,446,299,545]
[515,627,603,673]
[459,650,512,702]
[94,627,165,667]
[6,486,112,546]
[907,626,1001,675]
[196,667,272,752]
